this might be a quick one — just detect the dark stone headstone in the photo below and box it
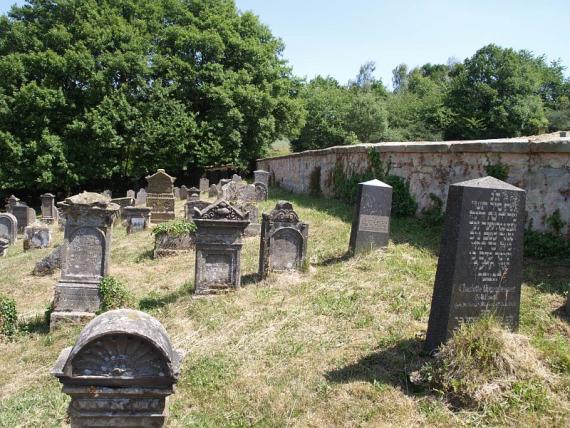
[52,309,182,427]
[348,179,392,254]
[193,200,250,294]
[122,206,151,233]
[425,176,526,353]
[259,201,309,278]
[254,170,270,187]
[254,182,268,201]
[50,192,120,330]
[11,204,36,232]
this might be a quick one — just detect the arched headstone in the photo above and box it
[0,213,17,245]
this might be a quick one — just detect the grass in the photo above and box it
[0,187,568,427]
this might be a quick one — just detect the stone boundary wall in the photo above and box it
[257,138,570,237]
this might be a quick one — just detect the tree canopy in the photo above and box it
[0,0,305,192]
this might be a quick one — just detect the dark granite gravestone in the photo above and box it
[424,176,526,353]
[200,178,209,193]
[348,179,393,254]
[146,169,176,223]
[41,193,58,224]
[193,200,250,294]
[0,213,17,245]
[122,206,152,233]
[11,203,36,232]
[50,192,120,330]
[52,309,182,427]
[254,170,270,187]
[259,201,309,278]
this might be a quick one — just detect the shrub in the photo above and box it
[309,166,322,196]
[414,317,554,409]
[152,219,197,237]
[99,277,133,313]
[485,162,510,181]
[0,294,17,338]
[384,175,417,217]
[421,193,444,225]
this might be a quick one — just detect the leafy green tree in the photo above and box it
[0,0,304,192]
[444,44,553,139]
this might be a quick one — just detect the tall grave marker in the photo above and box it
[146,169,176,223]
[0,213,17,245]
[349,179,392,254]
[50,192,119,330]
[41,193,59,224]
[425,176,526,352]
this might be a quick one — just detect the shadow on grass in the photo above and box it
[18,315,50,335]
[242,273,261,287]
[135,249,154,263]
[325,337,428,395]
[314,251,352,267]
[523,258,570,296]
[139,283,193,311]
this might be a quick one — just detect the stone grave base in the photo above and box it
[50,311,95,331]
[154,233,195,258]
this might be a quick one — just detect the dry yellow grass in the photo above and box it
[0,188,568,427]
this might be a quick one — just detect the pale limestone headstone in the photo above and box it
[0,213,17,244]
[146,169,176,223]
[52,309,182,427]
[50,192,120,330]
[23,224,51,250]
[126,189,135,199]
[200,178,209,192]
[136,188,147,206]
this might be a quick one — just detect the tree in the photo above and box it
[0,0,305,192]
[444,44,555,139]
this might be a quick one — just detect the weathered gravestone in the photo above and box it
[235,184,261,236]
[50,192,120,330]
[179,185,188,201]
[6,194,20,213]
[232,174,242,182]
[259,201,308,278]
[348,179,393,254]
[41,193,59,224]
[218,178,231,194]
[184,187,209,221]
[0,238,8,257]
[193,200,250,294]
[136,188,148,206]
[102,189,112,198]
[23,224,51,250]
[174,186,181,199]
[146,169,176,223]
[52,309,182,428]
[425,176,526,353]
[111,197,135,222]
[33,245,62,276]
[122,206,151,234]
[208,184,218,198]
[200,178,209,193]
[0,212,17,244]
[254,182,268,201]
[11,203,36,232]
[126,189,135,199]
[254,170,270,187]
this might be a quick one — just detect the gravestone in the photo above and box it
[259,201,309,278]
[50,192,120,330]
[41,193,59,224]
[200,178,209,192]
[111,197,135,209]
[208,184,218,198]
[33,245,62,276]
[52,309,182,428]
[122,206,152,234]
[11,203,36,232]
[136,188,148,206]
[193,200,250,294]
[0,213,17,244]
[348,179,393,254]
[146,169,176,223]
[102,189,112,198]
[254,170,270,187]
[174,186,181,199]
[218,178,231,194]
[0,238,8,257]
[232,174,242,182]
[234,184,261,236]
[6,195,20,213]
[179,185,188,200]
[188,187,200,201]
[184,187,208,220]
[126,189,135,199]
[255,182,268,201]
[425,176,526,353]
[23,224,51,250]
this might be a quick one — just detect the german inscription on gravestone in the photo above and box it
[425,176,526,352]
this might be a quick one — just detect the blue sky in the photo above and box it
[1,0,569,88]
